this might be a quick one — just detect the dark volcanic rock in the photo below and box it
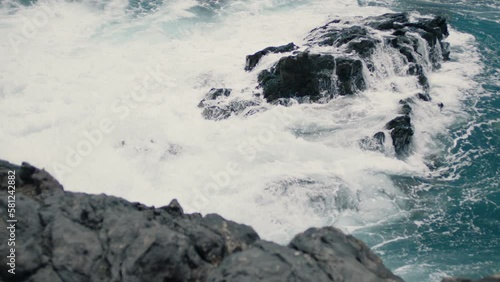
[442,276,500,282]
[0,160,404,282]
[202,99,262,120]
[307,24,380,58]
[385,115,414,158]
[335,57,366,95]
[208,227,404,282]
[198,88,263,120]
[0,161,259,282]
[258,52,365,103]
[405,16,449,47]
[245,42,299,71]
[313,25,369,46]
[198,88,232,108]
[289,227,404,282]
[399,99,412,115]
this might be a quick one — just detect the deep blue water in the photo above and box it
[354,0,499,280]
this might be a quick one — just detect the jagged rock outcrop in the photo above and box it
[441,276,500,282]
[0,160,404,282]
[0,161,258,282]
[245,42,299,71]
[208,227,403,282]
[257,52,365,103]
[199,13,450,159]
[198,88,233,108]
[385,115,413,158]
[258,12,450,103]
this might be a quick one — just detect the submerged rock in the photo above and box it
[0,160,403,282]
[253,13,450,104]
[289,227,404,282]
[209,227,404,282]
[257,52,336,102]
[385,115,414,158]
[0,161,259,282]
[408,64,430,90]
[198,88,232,108]
[198,88,263,120]
[399,100,412,115]
[360,131,386,152]
[202,99,262,120]
[417,92,432,101]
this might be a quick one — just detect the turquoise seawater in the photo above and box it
[355,0,499,280]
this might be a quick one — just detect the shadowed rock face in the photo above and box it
[245,42,299,71]
[0,160,404,282]
[257,52,365,103]
[385,115,414,158]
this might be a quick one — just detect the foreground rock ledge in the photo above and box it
[0,160,496,282]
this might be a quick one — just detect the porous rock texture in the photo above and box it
[0,160,404,282]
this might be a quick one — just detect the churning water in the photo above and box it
[0,0,498,281]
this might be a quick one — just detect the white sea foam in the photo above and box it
[0,0,482,243]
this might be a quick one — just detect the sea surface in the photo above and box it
[0,0,498,281]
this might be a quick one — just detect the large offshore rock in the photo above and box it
[306,25,380,58]
[257,52,365,102]
[251,13,450,105]
[0,160,404,282]
[198,88,232,108]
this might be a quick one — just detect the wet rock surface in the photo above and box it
[245,42,299,71]
[385,115,414,158]
[199,13,450,158]
[198,88,263,120]
[257,52,365,103]
[0,160,404,282]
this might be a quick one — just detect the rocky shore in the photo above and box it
[1,160,498,282]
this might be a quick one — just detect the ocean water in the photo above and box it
[0,0,498,281]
